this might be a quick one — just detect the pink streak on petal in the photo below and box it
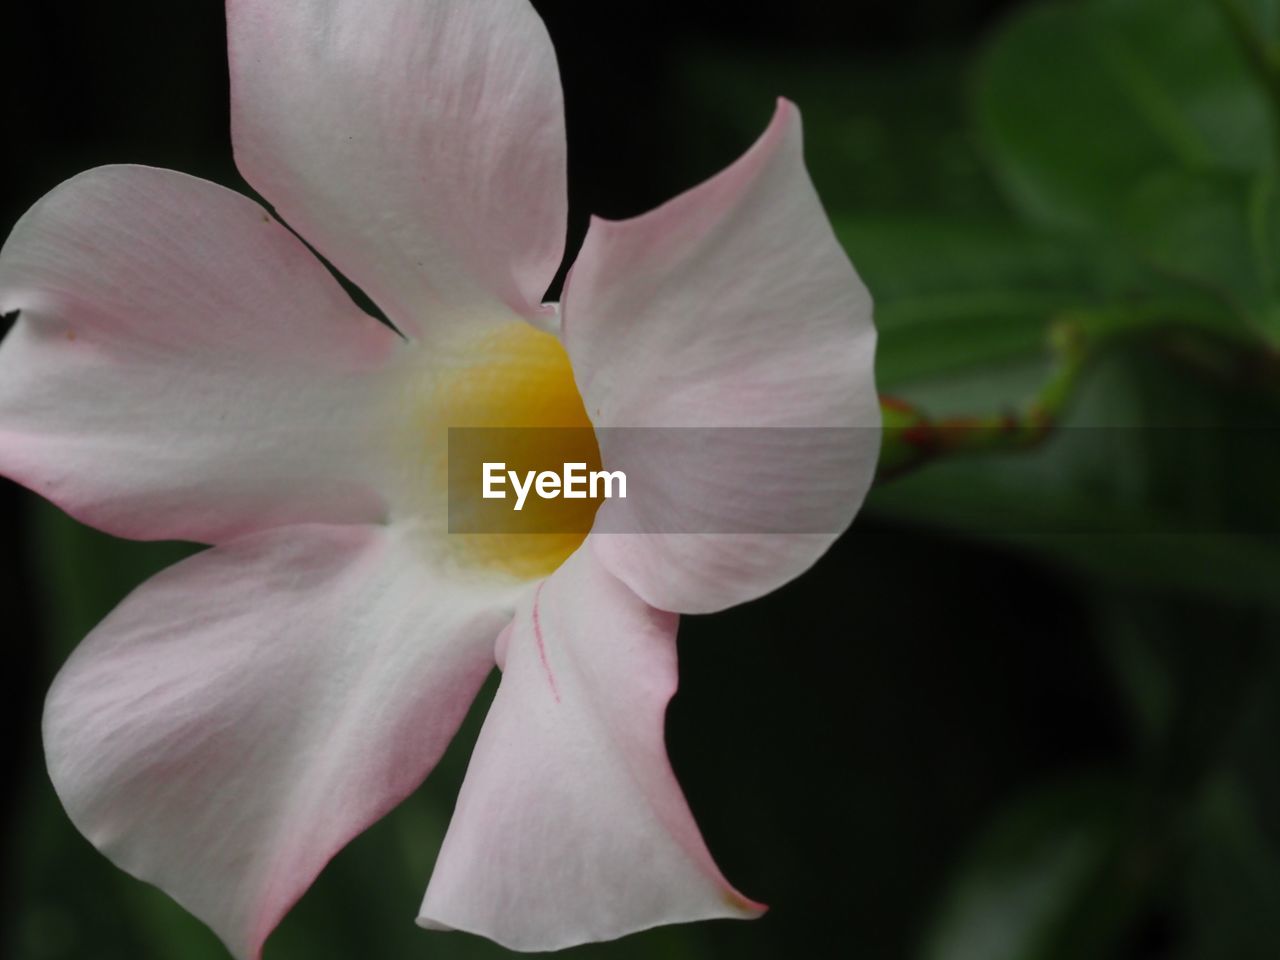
[530,581,561,704]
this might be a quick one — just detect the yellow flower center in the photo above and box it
[403,319,601,582]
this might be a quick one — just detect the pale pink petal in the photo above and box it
[419,545,763,950]
[0,165,402,544]
[227,0,567,336]
[44,523,514,960]
[561,100,879,614]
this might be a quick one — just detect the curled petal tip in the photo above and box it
[726,889,770,917]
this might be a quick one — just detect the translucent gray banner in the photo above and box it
[447,426,1280,536]
[447,427,872,535]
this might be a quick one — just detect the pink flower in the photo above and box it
[0,1,879,957]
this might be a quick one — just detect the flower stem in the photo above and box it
[876,318,1085,483]
[874,305,1280,484]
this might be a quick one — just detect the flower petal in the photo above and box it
[227,0,568,336]
[561,100,880,614]
[419,545,763,950]
[0,165,401,544]
[44,523,513,960]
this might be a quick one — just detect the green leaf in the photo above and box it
[675,47,1005,219]
[838,217,1089,397]
[921,778,1148,960]
[976,0,1273,234]
[1182,776,1280,959]
[837,211,1250,415]
[1121,168,1280,323]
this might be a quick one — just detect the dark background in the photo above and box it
[5,1,1280,958]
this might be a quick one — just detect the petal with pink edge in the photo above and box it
[561,100,880,614]
[0,165,401,545]
[419,545,763,950]
[43,523,513,960]
[228,0,568,336]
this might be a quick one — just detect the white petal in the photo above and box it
[561,101,879,613]
[44,523,514,960]
[0,166,402,544]
[228,0,568,336]
[419,545,763,950]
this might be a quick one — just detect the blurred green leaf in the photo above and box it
[838,212,1256,419]
[921,779,1148,960]
[677,47,1004,219]
[1182,775,1280,959]
[1165,624,1280,956]
[976,0,1274,234]
[838,217,1088,396]
[688,13,1280,610]
[1120,168,1280,323]
[975,0,1280,335]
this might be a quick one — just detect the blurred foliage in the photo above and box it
[676,0,1280,956]
[7,1,1280,959]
